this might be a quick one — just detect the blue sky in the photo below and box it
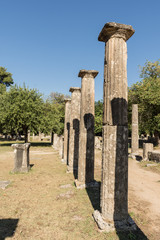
[0,0,160,101]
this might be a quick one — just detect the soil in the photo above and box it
[128,158,160,238]
[0,145,160,239]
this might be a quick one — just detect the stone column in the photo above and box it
[59,135,64,159]
[63,99,71,164]
[39,131,41,141]
[53,133,58,149]
[75,70,98,188]
[131,104,139,157]
[67,87,81,178]
[32,133,35,141]
[12,143,31,173]
[143,143,153,161]
[28,130,31,142]
[93,22,136,231]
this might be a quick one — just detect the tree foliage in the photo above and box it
[41,92,69,136]
[0,67,13,94]
[128,60,160,141]
[95,100,103,136]
[0,85,44,142]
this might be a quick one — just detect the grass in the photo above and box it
[0,143,157,239]
[139,160,160,174]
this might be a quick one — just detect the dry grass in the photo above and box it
[139,161,160,175]
[0,144,157,239]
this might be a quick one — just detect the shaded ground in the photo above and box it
[0,145,159,239]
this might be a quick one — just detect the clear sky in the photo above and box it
[0,0,160,101]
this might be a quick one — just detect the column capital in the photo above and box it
[78,69,99,78]
[98,22,135,42]
[69,87,81,93]
[64,98,71,103]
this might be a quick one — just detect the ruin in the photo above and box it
[12,143,31,173]
[143,143,154,161]
[67,87,81,177]
[93,22,136,231]
[53,133,60,150]
[75,70,98,188]
[28,130,31,142]
[59,135,64,160]
[131,104,139,158]
[63,99,71,164]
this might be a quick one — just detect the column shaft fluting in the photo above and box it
[78,70,98,184]
[97,22,135,227]
[131,104,139,155]
[68,88,81,174]
[63,99,71,163]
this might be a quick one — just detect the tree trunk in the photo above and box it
[24,127,28,143]
[154,131,160,147]
[51,131,54,145]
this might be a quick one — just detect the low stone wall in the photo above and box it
[148,151,160,163]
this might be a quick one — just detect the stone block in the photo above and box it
[12,143,30,173]
[148,151,160,163]
[143,143,153,161]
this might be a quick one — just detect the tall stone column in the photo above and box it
[75,70,98,188]
[131,104,139,157]
[67,87,81,177]
[63,99,71,164]
[93,22,136,231]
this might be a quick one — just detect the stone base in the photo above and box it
[66,166,78,174]
[93,210,137,232]
[12,166,30,173]
[74,179,99,189]
[61,159,67,164]
[66,165,73,173]
[0,181,11,190]
[129,152,139,159]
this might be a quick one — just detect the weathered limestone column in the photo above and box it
[131,104,139,157]
[28,130,31,142]
[63,99,71,164]
[93,22,136,231]
[67,87,81,177]
[75,70,98,188]
[12,143,31,173]
[39,131,42,141]
[59,135,64,159]
[53,133,58,149]
[143,143,153,161]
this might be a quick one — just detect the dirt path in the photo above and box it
[128,158,160,235]
[0,146,160,239]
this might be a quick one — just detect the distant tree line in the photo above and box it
[0,60,159,144]
[0,67,68,142]
[95,60,160,143]
[128,60,160,145]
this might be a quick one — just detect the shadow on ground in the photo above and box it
[0,218,19,240]
[30,142,52,147]
[85,182,101,211]
[0,141,52,147]
[86,184,148,240]
[30,164,34,169]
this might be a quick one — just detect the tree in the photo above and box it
[95,100,103,136]
[41,92,70,136]
[0,67,13,94]
[0,85,44,142]
[128,60,160,144]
